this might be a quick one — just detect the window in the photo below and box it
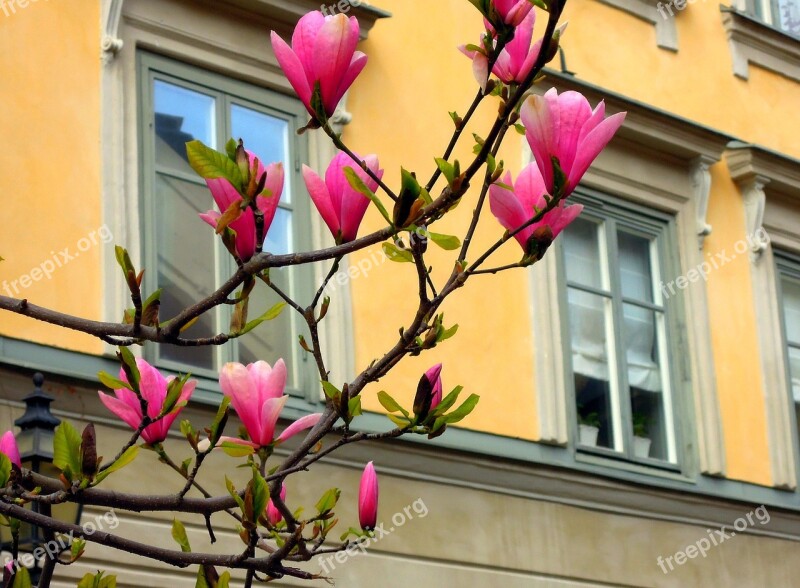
[777,257,800,451]
[755,0,800,35]
[138,52,313,393]
[560,196,680,466]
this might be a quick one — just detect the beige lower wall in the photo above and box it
[0,369,798,588]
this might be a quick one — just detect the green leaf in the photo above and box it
[69,537,86,563]
[225,477,246,512]
[251,469,269,522]
[438,323,459,343]
[348,396,363,419]
[316,487,341,515]
[217,572,231,588]
[114,246,134,275]
[219,441,255,458]
[431,385,464,417]
[444,394,481,424]
[321,381,341,402]
[377,391,408,416]
[54,421,83,481]
[97,371,131,391]
[117,347,141,390]
[225,138,238,161]
[94,445,139,485]
[172,519,192,553]
[209,396,230,447]
[387,413,411,428]
[429,232,461,251]
[343,167,393,226]
[0,453,11,487]
[382,242,413,263]
[186,140,243,189]
[435,158,456,185]
[551,155,567,200]
[238,302,286,336]
[11,568,31,588]
[160,375,189,417]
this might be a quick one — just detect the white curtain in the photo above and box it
[776,0,800,36]
[782,279,800,402]
[565,227,662,392]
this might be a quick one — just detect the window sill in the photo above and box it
[594,0,679,51]
[721,6,800,82]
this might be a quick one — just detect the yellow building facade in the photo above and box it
[1,0,800,585]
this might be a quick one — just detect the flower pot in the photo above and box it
[579,424,600,446]
[634,436,652,458]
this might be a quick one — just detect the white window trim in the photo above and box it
[528,73,730,477]
[99,0,386,384]
[726,142,800,489]
[721,6,800,82]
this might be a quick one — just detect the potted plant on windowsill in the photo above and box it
[578,412,601,447]
[633,413,652,458]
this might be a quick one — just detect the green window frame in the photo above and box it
[776,252,800,464]
[557,190,686,470]
[137,51,315,399]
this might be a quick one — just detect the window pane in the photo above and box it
[238,272,299,388]
[265,208,293,256]
[782,278,800,345]
[775,0,800,36]
[788,346,800,404]
[618,231,654,303]
[624,303,675,462]
[569,288,621,451]
[231,105,292,202]
[563,218,604,289]
[154,81,215,172]
[155,174,218,370]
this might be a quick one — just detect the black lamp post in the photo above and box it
[0,373,82,584]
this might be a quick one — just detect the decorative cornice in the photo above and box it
[721,7,800,82]
[691,155,716,250]
[102,0,125,59]
[726,141,800,200]
[594,0,679,51]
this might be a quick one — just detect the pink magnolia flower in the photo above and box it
[489,164,583,254]
[358,461,378,531]
[493,0,534,25]
[200,156,284,262]
[425,364,444,410]
[98,359,196,445]
[460,12,548,90]
[521,88,626,198]
[303,151,384,244]
[266,484,287,526]
[219,360,323,447]
[0,431,21,468]
[270,11,367,119]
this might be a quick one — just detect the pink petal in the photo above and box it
[304,165,340,239]
[99,391,144,432]
[267,484,287,526]
[567,112,626,193]
[472,53,490,91]
[551,91,592,181]
[134,359,168,420]
[514,163,549,217]
[199,210,220,229]
[314,15,359,115]
[157,379,196,434]
[216,436,260,449]
[256,162,285,232]
[333,52,368,112]
[0,431,21,468]
[220,362,263,445]
[547,203,584,237]
[229,207,257,261]
[259,396,288,446]
[506,11,535,77]
[489,175,532,248]
[206,178,242,212]
[521,92,559,192]
[292,11,328,80]
[276,413,323,443]
[271,31,313,115]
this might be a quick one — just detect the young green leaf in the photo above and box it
[238,302,287,336]
[172,519,192,553]
[377,391,408,416]
[0,453,11,487]
[435,158,456,185]
[316,488,341,515]
[94,445,139,485]
[54,421,83,481]
[343,166,393,226]
[97,371,131,392]
[186,140,243,189]
[382,242,413,263]
[444,394,481,424]
[428,232,461,251]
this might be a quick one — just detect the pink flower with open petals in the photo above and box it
[270,11,367,119]
[460,12,549,90]
[98,359,196,445]
[358,462,379,531]
[489,164,583,255]
[303,151,384,244]
[521,88,626,198]
[200,156,284,262]
[219,360,322,447]
[0,431,21,468]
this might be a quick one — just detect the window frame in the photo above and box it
[775,251,800,481]
[557,189,687,471]
[137,51,316,398]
